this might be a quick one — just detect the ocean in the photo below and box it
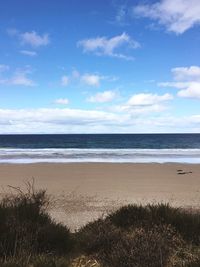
[0,134,200,163]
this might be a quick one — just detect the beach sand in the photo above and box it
[0,163,200,230]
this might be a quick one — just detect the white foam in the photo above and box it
[0,148,200,163]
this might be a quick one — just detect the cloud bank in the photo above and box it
[0,106,200,133]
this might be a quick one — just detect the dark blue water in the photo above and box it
[0,134,200,149]
[0,134,200,163]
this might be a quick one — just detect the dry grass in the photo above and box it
[70,256,101,267]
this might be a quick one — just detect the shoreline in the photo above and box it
[0,162,200,230]
[0,161,199,165]
[1,147,200,164]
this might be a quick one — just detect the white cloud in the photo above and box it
[127,93,173,106]
[172,66,200,81]
[78,32,140,60]
[0,108,129,133]
[61,75,69,86]
[87,90,117,103]
[1,107,200,133]
[20,50,37,57]
[0,68,35,87]
[0,108,118,124]
[158,81,190,89]
[159,66,200,99]
[20,31,50,47]
[133,0,200,34]
[114,93,173,114]
[128,104,168,114]
[8,29,50,47]
[189,115,200,124]
[9,72,35,86]
[177,82,200,99]
[81,74,101,87]
[159,81,200,100]
[54,98,69,105]
[60,71,111,87]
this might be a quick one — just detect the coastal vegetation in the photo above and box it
[0,184,200,267]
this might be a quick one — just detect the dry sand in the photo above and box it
[0,163,200,230]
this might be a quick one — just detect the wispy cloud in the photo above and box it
[8,29,50,47]
[9,72,35,86]
[87,90,117,103]
[78,32,140,60]
[159,66,200,99]
[133,0,200,34]
[114,5,129,26]
[20,50,37,57]
[61,75,69,86]
[115,5,126,23]
[0,66,35,87]
[54,98,69,105]
[59,70,115,87]
[20,31,50,47]
[81,74,101,87]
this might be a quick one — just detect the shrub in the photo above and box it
[107,204,150,228]
[30,255,70,267]
[70,255,101,267]
[1,183,200,267]
[0,183,73,260]
[108,203,200,244]
[97,224,183,267]
[76,215,185,267]
[76,218,122,255]
[0,255,70,267]
[37,222,72,255]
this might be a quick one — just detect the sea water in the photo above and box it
[0,134,200,163]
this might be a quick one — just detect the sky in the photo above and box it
[0,0,200,133]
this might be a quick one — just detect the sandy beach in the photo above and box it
[0,163,200,230]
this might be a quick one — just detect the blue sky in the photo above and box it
[0,0,200,133]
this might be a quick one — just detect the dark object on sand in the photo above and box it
[177,170,193,175]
